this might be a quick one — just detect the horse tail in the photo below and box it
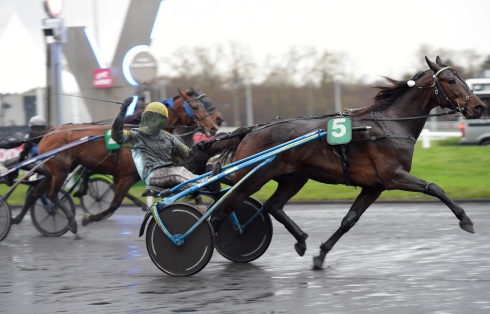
[182,127,252,174]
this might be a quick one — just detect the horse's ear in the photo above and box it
[435,56,444,66]
[177,88,183,97]
[425,56,439,72]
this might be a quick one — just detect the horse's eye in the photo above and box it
[448,79,456,85]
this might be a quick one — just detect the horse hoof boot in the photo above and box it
[68,220,78,234]
[312,256,324,270]
[294,242,307,257]
[460,220,475,234]
[82,213,91,226]
[294,233,309,257]
[11,215,23,225]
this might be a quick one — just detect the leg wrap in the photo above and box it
[268,209,306,241]
[340,211,359,233]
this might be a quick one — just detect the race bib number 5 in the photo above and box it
[327,116,352,145]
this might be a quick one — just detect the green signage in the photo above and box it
[327,116,352,145]
[104,129,121,150]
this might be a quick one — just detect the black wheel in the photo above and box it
[0,198,11,242]
[481,139,490,146]
[29,188,76,237]
[80,177,114,220]
[146,203,214,276]
[214,197,273,263]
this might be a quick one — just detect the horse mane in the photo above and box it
[354,70,430,116]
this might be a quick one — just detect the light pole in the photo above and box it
[158,79,169,100]
[245,77,254,126]
[333,74,343,113]
[231,82,240,126]
[307,80,314,116]
[42,0,66,126]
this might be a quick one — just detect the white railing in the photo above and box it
[419,129,461,148]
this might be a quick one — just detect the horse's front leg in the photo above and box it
[313,187,382,270]
[46,169,77,234]
[82,177,135,225]
[386,170,474,233]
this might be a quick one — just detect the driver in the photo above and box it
[111,97,221,193]
[0,115,49,186]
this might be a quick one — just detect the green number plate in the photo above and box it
[327,116,352,145]
[104,129,121,150]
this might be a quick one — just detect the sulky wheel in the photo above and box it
[214,197,273,263]
[146,203,214,276]
[0,198,11,242]
[29,188,76,237]
[80,177,115,220]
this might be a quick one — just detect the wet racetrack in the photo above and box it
[1,202,489,313]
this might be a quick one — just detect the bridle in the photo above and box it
[415,66,473,115]
[182,92,212,126]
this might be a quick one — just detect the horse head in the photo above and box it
[177,88,219,136]
[424,56,486,119]
[191,87,225,127]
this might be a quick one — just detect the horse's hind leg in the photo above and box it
[264,175,309,256]
[386,170,474,233]
[313,187,382,270]
[46,170,78,234]
[11,174,51,225]
[82,178,135,224]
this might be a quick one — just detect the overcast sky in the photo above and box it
[2,0,490,88]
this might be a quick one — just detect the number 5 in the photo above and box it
[331,118,346,137]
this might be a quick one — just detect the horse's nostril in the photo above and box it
[475,104,485,115]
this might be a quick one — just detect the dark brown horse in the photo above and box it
[12,88,219,233]
[186,57,486,270]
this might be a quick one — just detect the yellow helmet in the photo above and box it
[144,102,168,118]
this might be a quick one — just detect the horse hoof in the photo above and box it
[141,206,149,212]
[294,233,309,256]
[68,220,78,234]
[11,216,22,225]
[294,242,307,257]
[460,221,475,234]
[82,213,91,226]
[312,256,324,270]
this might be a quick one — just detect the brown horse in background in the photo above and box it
[11,88,219,233]
[172,87,225,146]
[73,87,224,208]
[185,57,486,270]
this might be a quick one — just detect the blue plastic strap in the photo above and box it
[160,98,174,109]
[183,101,195,118]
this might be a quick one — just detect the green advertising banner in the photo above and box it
[327,116,352,145]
